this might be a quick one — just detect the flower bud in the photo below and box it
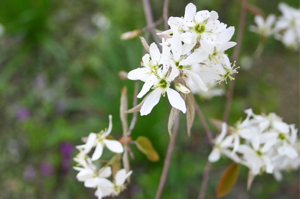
[120,30,142,40]
[175,83,190,94]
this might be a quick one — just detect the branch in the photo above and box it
[142,0,161,47]
[198,161,212,199]
[195,103,213,144]
[163,0,170,30]
[155,115,180,199]
[223,0,247,122]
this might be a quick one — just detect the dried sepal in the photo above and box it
[168,107,180,138]
[120,86,128,135]
[139,36,150,52]
[122,147,131,183]
[125,95,148,113]
[247,171,255,191]
[186,91,195,137]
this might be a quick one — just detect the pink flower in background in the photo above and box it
[40,161,54,176]
[60,142,74,174]
[17,107,30,121]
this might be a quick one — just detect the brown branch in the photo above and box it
[142,0,161,47]
[195,103,213,144]
[155,115,180,199]
[198,161,212,199]
[163,0,170,30]
[223,0,247,122]
[142,17,164,32]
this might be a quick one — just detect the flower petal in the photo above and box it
[98,166,112,178]
[184,3,196,22]
[140,90,161,115]
[84,133,97,154]
[115,169,133,186]
[92,143,104,161]
[208,148,220,162]
[166,88,186,113]
[104,139,124,153]
[185,70,208,91]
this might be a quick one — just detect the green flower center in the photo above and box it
[278,133,286,140]
[158,79,169,89]
[195,23,206,34]
[256,150,263,156]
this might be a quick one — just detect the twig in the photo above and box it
[223,0,247,122]
[253,36,266,60]
[163,0,170,30]
[195,103,213,144]
[155,115,180,199]
[142,0,161,47]
[198,161,212,199]
[142,17,164,32]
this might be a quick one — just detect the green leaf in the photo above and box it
[217,163,239,198]
[135,136,159,162]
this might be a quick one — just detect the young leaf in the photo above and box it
[217,163,239,198]
[120,86,128,135]
[186,91,195,137]
[125,95,148,113]
[135,136,159,162]
[139,36,150,52]
[168,107,180,138]
[247,170,255,191]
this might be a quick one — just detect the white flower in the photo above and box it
[80,115,123,160]
[249,14,276,37]
[139,65,186,115]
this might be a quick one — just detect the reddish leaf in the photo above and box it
[217,163,239,198]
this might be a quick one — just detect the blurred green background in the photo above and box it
[0,0,298,198]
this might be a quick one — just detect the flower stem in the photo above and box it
[195,103,213,144]
[223,0,247,122]
[198,161,212,199]
[155,115,180,199]
[163,0,170,30]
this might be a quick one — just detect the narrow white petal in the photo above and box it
[85,178,100,188]
[184,3,196,22]
[104,139,124,153]
[208,148,221,162]
[266,14,275,27]
[149,43,161,63]
[180,50,208,66]
[215,122,227,144]
[171,31,182,61]
[137,75,157,98]
[98,166,112,178]
[218,26,235,44]
[262,156,274,173]
[166,88,186,113]
[140,90,161,115]
[185,70,208,91]
[92,143,104,161]
[84,133,97,154]
[116,169,133,186]
[273,121,289,133]
[254,15,264,27]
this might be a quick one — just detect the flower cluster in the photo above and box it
[250,3,300,50]
[209,109,299,180]
[74,115,132,199]
[128,2,237,115]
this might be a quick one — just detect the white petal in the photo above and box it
[77,169,94,182]
[85,178,101,188]
[262,156,274,173]
[273,121,289,133]
[140,89,161,115]
[184,3,196,22]
[149,43,161,63]
[171,31,182,61]
[115,169,133,186]
[104,139,124,153]
[98,166,112,178]
[208,148,221,162]
[92,143,104,161]
[166,88,186,113]
[180,49,208,66]
[215,122,227,144]
[254,15,264,27]
[84,133,97,154]
[137,75,157,98]
[185,70,208,91]
[266,14,275,27]
[233,134,240,152]
[218,26,235,44]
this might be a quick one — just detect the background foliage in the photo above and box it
[0,0,298,198]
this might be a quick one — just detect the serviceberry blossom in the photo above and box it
[249,14,276,37]
[74,115,132,198]
[208,109,299,179]
[127,2,237,116]
[275,3,300,50]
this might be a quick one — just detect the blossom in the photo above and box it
[249,14,276,37]
[78,115,123,160]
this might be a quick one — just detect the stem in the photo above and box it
[142,0,161,47]
[155,115,180,199]
[198,161,212,199]
[142,18,164,32]
[163,0,170,30]
[195,103,213,144]
[223,0,247,122]
[253,36,266,60]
